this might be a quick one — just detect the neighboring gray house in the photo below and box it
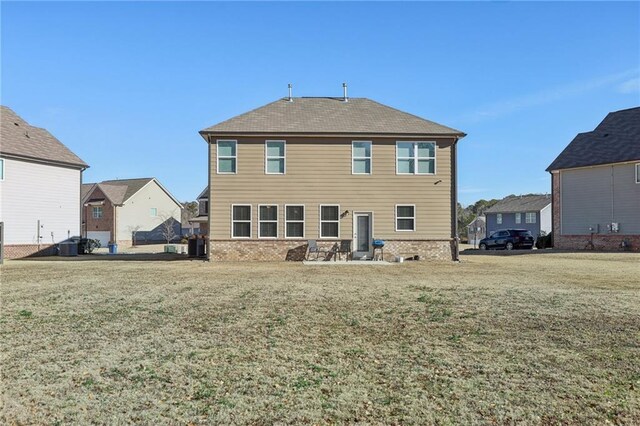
[466,215,485,247]
[547,106,639,251]
[0,106,88,259]
[484,195,551,238]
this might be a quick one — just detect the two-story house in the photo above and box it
[484,195,552,238]
[0,106,88,259]
[547,106,639,251]
[199,93,465,261]
[81,177,183,247]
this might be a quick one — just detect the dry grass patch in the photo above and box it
[1,252,639,424]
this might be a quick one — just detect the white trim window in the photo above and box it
[525,212,536,224]
[496,213,503,225]
[150,208,158,217]
[352,141,372,174]
[92,206,103,219]
[515,213,522,224]
[319,205,340,238]
[217,140,237,174]
[0,158,4,181]
[232,205,251,238]
[396,205,416,231]
[396,141,436,175]
[285,205,304,238]
[259,205,278,238]
[636,163,640,184]
[265,140,285,174]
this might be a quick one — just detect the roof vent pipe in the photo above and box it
[288,83,293,102]
[342,82,348,102]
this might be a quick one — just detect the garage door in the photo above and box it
[87,231,111,247]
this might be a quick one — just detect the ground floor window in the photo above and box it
[497,213,503,224]
[285,205,304,238]
[232,205,251,238]
[396,205,416,231]
[525,212,536,223]
[515,213,521,224]
[259,205,278,238]
[319,205,339,238]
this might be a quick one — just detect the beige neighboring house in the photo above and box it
[0,106,88,259]
[199,92,466,261]
[81,178,183,247]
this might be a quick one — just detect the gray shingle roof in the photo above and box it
[83,177,182,209]
[547,106,640,171]
[484,195,551,214]
[0,106,88,168]
[201,97,465,136]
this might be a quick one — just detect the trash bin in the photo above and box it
[59,241,78,257]
[108,242,118,254]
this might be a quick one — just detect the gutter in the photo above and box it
[451,136,460,262]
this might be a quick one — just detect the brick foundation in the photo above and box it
[3,244,57,259]
[209,239,454,261]
[554,234,640,252]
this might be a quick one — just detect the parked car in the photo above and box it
[479,229,535,250]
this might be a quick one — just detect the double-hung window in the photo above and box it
[0,158,4,180]
[217,140,237,174]
[319,205,339,238]
[396,142,436,174]
[232,205,251,238]
[396,205,416,231]
[525,212,536,224]
[285,205,304,238]
[497,213,503,225]
[352,141,372,174]
[515,213,522,224]
[92,206,103,219]
[259,205,278,238]
[265,140,285,174]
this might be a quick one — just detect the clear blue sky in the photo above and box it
[2,1,639,205]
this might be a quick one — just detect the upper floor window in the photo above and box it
[515,213,522,224]
[150,208,158,217]
[396,142,436,175]
[92,206,103,219]
[396,205,416,231]
[636,163,640,184]
[217,140,237,174]
[285,205,304,238]
[259,205,278,238]
[525,212,536,224]
[232,205,251,238]
[352,141,372,174]
[265,140,285,174]
[496,213,503,225]
[319,205,339,238]
[0,158,4,181]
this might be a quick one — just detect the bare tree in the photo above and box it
[158,211,179,244]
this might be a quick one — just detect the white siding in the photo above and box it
[115,180,182,241]
[539,203,552,235]
[0,157,81,244]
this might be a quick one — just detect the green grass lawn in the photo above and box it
[1,252,639,424]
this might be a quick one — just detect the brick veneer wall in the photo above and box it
[552,173,639,252]
[4,244,57,259]
[209,239,454,261]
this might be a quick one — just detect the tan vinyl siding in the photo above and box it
[209,137,454,241]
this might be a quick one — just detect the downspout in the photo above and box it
[451,138,459,262]
[207,134,212,261]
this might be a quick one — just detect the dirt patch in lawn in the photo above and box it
[1,252,639,424]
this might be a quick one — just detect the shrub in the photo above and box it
[536,232,553,249]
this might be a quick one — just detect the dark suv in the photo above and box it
[479,229,534,250]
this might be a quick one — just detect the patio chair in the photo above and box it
[335,239,352,261]
[306,239,327,261]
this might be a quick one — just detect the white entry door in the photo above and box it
[352,212,373,259]
[87,231,111,247]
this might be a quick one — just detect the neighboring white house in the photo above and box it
[82,177,183,247]
[0,106,88,259]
